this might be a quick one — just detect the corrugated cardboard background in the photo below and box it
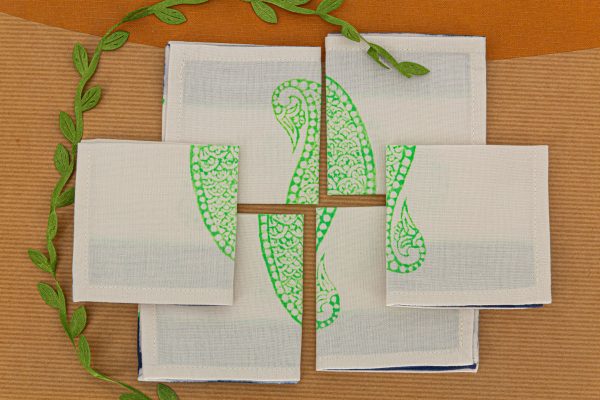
[1,9,599,400]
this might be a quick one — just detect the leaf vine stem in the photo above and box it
[28,0,428,399]
[246,0,430,77]
[29,1,211,399]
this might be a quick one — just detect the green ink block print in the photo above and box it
[258,214,304,325]
[386,145,426,274]
[326,76,376,195]
[190,144,239,260]
[272,79,321,205]
[315,207,341,330]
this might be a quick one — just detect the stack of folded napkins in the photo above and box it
[71,34,551,383]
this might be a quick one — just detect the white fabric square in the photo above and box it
[315,206,478,372]
[139,213,304,383]
[325,33,486,195]
[386,145,551,307]
[163,41,321,204]
[72,140,239,305]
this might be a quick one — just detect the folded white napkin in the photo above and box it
[72,140,239,305]
[325,33,486,195]
[138,213,304,383]
[316,206,478,372]
[386,145,551,308]
[163,41,322,204]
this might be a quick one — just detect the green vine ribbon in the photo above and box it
[26,0,428,398]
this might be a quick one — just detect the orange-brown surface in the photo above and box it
[1,7,599,400]
[2,0,600,60]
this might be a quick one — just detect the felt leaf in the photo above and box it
[397,61,430,77]
[81,86,102,112]
[153,7,187,25]
[119,394,148,400]
[72,43,89,76]
[77,335,91,368]
[341,23,360,42]
[250,1,278,24]
[56,187,75,208]
[59,111,77,144]
[367,46,389,69]
[102,31,129,51]
[122,7,153,22]
[287,0,311,4]
[37,283,59,309]
[369,43,398,67]
[47,210,58,241]
[53,144,70,175]
[70,306,87,337]
[317,0,344,14]
[28,249,52,273]
[157,384,179,400]
[56,284,67,314]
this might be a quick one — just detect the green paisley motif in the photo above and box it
[189,144,239,260]
[258,214,304,325]
[316,206,337,251]
[315,207,341,330]
[266,77,375,329]
[326,76,376,195]
[272,79,321,205]
[386,145,426,273]
[316,253,340,330]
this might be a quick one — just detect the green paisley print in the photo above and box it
[386,145,426,273]
[189,144,239,260]
[315,207,341,330]
[258,214,304,325]
[265,77,376,329]
[272,79,321,205]
[326,76,376,195]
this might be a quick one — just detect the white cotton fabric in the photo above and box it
[325,33,487,194]
[386,145,551,308]
[162,41,321,204]
[72,140,236,305]
[316,207,478,372]
[139,214,303,383]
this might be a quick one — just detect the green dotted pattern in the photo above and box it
[316,207,337,251]
[315,207,341,330]
[190,144,239,260]
[272,79,321,204]
[316,253,341,330]
[266,77,378,330]
[258,214,304,325]
[326,76,376,195]
[386,145,426,273]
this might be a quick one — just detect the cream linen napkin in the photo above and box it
[316,206,478,372]
[163,41,321,204]
[72,140,239,305]
[139,213,304,383]
[386,145,551,308]
[325,33,486,195]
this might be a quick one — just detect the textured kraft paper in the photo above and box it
[0,11,599,400]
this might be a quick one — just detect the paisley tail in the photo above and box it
[385,146,426,274]
[316,253,341,330]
